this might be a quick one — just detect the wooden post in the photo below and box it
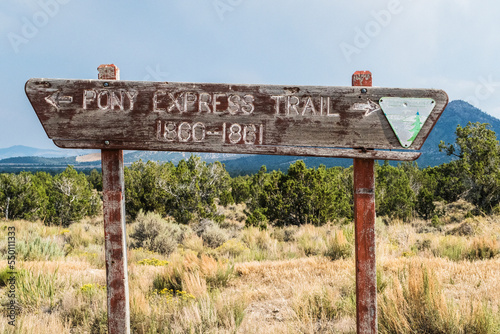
[352,71,377,334]
[99,64,131,334]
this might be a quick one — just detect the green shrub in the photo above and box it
[431,215,442,228]
[129,210,188,255]
[293,287,342,322]
[376,162,415,222]
[298,234,326,256]
[416,187,436,220]
[194,219,229,248]
[15,236,64,261]
[216,239,249,258]
[446,221,475,236]
[283,226,298,242]
[202,225,229,248]
[414,239,432,252]
[89,310,108,334]
[0,266,12,287]
[377,267,388,294]
[245,208,268,230]
[48,166,102,226]
[63,223,103,251]
[219,189,234,207]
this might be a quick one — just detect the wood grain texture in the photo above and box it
[99,64,130,334]
[54,139,421,161]
[354,158,377,334]
[26,79,448,160]
[102,150,130,334]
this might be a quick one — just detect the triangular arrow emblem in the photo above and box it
[379,97,436,148]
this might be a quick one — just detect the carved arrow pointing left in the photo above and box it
[45,91,73,109]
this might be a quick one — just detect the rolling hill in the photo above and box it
[212,100,500,174]
[416,100,500,167]
[0,145,94,160]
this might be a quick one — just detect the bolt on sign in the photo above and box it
[25,79,448,160]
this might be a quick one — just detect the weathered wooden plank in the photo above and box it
[25,79,448,157]
[102,149,130,334]
[54,139,421,161]
[352,71,377,334]
[354,158,377,333]
[99,65,130,334]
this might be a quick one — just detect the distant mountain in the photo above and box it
[123,151,244,165]
[0,156,77,165]
[215,100,500,174]
[416,100,500,167]
[221,155,352,176]
[1,100,499,174]
[0,145,96,160]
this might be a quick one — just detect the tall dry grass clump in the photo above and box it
[14,269,66,314]
[152,252,235,297]
[64,222,104,251]
[0,313,72,334]
[240,226,280,261]
[467,237,499,260]
[296,224,328,256]
[292,285,356,333]
[129,288,247,334]
[378,263,500,333]
[324,228,354,261]
[128,252,247,333]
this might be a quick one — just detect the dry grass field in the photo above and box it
[0,202,499,333]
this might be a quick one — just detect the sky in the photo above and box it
[1,0,500,149]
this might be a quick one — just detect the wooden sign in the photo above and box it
[25,79,448,160]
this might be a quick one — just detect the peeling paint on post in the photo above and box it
[100,65,130,334]
[353,71,377,334]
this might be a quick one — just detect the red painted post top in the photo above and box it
[98,64,120,80]
[352,71,372,87]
